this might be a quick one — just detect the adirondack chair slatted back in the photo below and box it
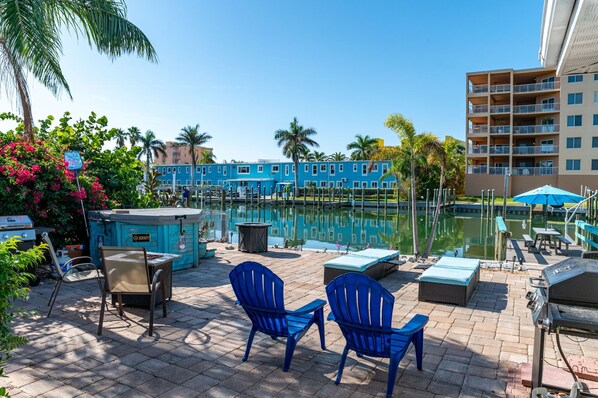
[229,261,289,337]
[327,273,395,357]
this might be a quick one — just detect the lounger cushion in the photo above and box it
[352,249,400,261]
[434,257,480,271]
[419,266,474,286]
[323,255,379,272]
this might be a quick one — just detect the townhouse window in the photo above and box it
[371,181,378,188]
[353,164,357,172]
[304,164,309,172]
[312,165,317,175]
[202,167,206,175]
[186,167,189,173]
[238,166,249,174]
[566,137,582,148]
[593,137,598,148]
[217,166,221,173]
[362,182,367,188]
[567,93,583,105]
[320,181,326,187]
[185,180,190,185]
[382,182,388,188]
[593,160,598,171]
[362,164,368,175]
[353,181,359,188]
[320,164,327,172]
[568,75,583,83]
[177,167,181,173]
[257,165,263,173]
[566,159,581,171]
[330,165,335,175]
[567,115,582,126]
[271,165,279,173]
[382,164,388,174]
[371,164,379,172]
[208,166,212,172]
[196,166,200,172]
[339,164,343,172]
[167,167,171,173]
[594,114,598,126]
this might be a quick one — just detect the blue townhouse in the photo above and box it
[154,160,397,193]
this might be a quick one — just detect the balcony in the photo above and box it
[513,103,560,114]
[489,126,510,134]
[469,125,488,134]
[512,124,559,134]
[511,167,558,176]
[512,145,559,155]
[467,165,487,174]
[513,80,560,93]
[469,84,488,94]
[490,84,511,93]
[489,167,509,175]
[468,145,488,155]
[489,146,510,155]
[490,105,510,114]
[469,104,489,114]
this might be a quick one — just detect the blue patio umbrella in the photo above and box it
[513,185,585,228]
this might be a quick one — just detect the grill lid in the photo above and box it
[542,258,598,307]
[0,215,33,230]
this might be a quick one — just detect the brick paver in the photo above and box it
[6,243,598,397]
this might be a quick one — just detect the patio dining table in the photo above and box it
[532,227,562,252]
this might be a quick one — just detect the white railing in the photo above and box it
[512,145,559,155]
[467,165,487,174]
[470,84,488,94]
[513,80,560,93]
[490,105,510,114]
[490,84,511,93]
[512,124,559,134]
[469,104,489,114]
[490,126,510,134]
[468,145,488,155]
[513,103,560,114]
[469,125,488,134]
[489,146,510,155]
[511,167,558,176]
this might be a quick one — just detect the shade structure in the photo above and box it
[513,185,584,207]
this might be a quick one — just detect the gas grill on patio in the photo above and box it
[0,215,36,250]
[527,257,598,394]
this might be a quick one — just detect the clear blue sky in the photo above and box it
[4,0,544,161]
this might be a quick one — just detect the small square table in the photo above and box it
[532,228,562,252]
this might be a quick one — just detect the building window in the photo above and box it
[185,180,190,185]
[312,165,317,175]
[217,166,221,173]
[320,164,327,172]
[382,164,388,174]
[336,181,343,187]
[362,182,367,188]
[330,165,335,175]
[223,168,227,176]
[594,114,598,126]
[320,181,326,187]
[196,180,201,185]
[285,165,289,176]
[353,181,359,188]
[177,167,181,173]
[207,166,212,173]
[202,167,206,175]
[371,181,378,188]
[167,167,171,173]
[186,167,189,173]
[371,164,379,172]
[568,93,583,105]
[271,165,279,173]
[339,164,343,172]
[566,159,581,171]
[196,166,200,172]
[595,74,598,81]
[238,166,249,174]
[362,164,368,175]
[566,137,582,148]
[593,137,598,148]
[257,165,263,173]
[593,160,598,171]
[382,182,388,188]
[353,164,357,172]
[292,165,295,172]
[594,92,598,104]
[304,164,309,172]
[568,75,583,83]
[567,115,582,126]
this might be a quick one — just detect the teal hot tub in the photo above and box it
[89,208,201,271]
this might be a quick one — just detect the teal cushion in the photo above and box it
[419,266,474,286]
[323,255,379,272]
[353,249,400,261]
[435,257,480,271]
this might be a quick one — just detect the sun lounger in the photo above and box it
[418,257,480,306]
[352,249,401,276]
[323,254,387,284]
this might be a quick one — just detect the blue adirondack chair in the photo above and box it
[326,273,429,398]
[229,261,326,371]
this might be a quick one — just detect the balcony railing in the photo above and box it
[511,167,558,176]
[512,124,559,134]
[467,165,487,174]
[489,167,509,175]
[469,125,488,134]
[489,126,510,134]
[469,84,488,94]
[512,145,559,155]
[489,146,510,155]
[513,103,560,114]
[490,84,511,93]
[469,104,489,114]
[490,105,510,114]
[513,80,560,93]
[468,145,488,155]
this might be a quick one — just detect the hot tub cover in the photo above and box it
[90,208,201,224]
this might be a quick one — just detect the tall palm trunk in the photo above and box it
[191,154,196,189]
[293,158,299,198]
[145,157,150,183]
[410,153,419,256]
[422,167,445,258]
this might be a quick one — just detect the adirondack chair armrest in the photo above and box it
[391,314,429,336]
[289,299,326,315]
[327,312,336,321]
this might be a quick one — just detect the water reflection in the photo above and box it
[202,204,570,260]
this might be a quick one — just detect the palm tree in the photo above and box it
[442,136,466,194]
[347,134,379,160]
[176,124,212,188]
[113,128,128,148]
[299,148,315,162]
[327,152,347,161]
[370,146,407,201]
[274,117,319,196]
[311,151,327,161]
[128,126,142,147]
[0,0,157,141]
[384,114,420,257]
[139,130,166,182]
[200,150,216,164]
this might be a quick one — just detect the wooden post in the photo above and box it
[425,188,430,214]
[376,187,380,209]
[250,187,254,207]
[361,186,365,210]
[481,190,484,216]
[384,188,388,211]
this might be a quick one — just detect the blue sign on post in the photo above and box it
[64,151,83,171]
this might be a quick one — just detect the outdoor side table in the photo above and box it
[236,223,272,253]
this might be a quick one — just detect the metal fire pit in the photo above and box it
[236,222,271,253]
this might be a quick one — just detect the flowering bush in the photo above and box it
[0,131,113,243]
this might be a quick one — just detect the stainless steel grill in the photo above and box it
[0,215,36,248]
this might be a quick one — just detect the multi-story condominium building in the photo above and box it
[155,160,396,193]
[465,67,598,196]
[155,141,213,165]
